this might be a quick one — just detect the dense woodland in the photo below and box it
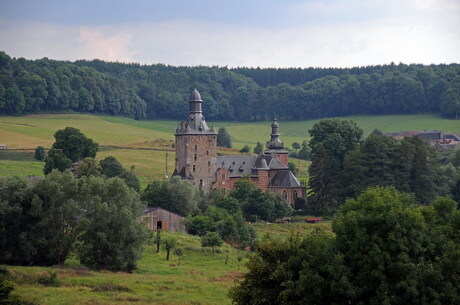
[1,51,459,120]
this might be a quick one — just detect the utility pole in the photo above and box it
[164,152,169,179]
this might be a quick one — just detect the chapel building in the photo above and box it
[173,89,306,205]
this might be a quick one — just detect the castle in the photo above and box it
[173,89,306,205]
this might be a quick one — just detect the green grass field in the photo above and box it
[0,113,458,181]
[4,223,327,305]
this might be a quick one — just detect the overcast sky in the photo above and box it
[0,0,459,68]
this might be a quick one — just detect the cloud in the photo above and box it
[78,27,136,62]
[0,0,459,69]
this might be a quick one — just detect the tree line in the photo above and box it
[307,119,460,212]
[230,187,460,305]
[1,51,459,120]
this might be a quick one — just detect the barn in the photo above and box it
[140,207,186,232]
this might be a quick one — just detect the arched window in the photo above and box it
[293,190,298,199]
[199,179,203,190]
[283,190,287,200]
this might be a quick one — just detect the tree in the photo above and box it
[142,177,199,216]
[51,127,99,162]
[100,156,123,177]
[75,157,101,177]
[162,237,176,260]
[217,127,232,148]
[308,119,363,210]
[201,231,222,254]
[333,187,459,304]
[77,176,148,272]
[297,140,310,160]
[230,187,460,305]
[34,146,46,161]
[43,148,72,174]
[239,145,251,154]
[174,247,183,266]
[291,142,301,150]
[253,141,263,154]
[186,215,216,236]
[288,162,298,176]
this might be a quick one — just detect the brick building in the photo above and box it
[173,89,306,205]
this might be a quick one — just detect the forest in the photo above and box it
[1,51,459,121]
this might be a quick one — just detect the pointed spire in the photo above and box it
[266,119,284,149]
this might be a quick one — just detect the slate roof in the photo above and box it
[217,155,258,177]
[216,154,288,178]
[270,170,302,188]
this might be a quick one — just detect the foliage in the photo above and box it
[43,127,98,174]
[75,157,101,177]
[141,176,199,216]
[217,127,232,148]
[201,232,223,254]
[253,141,263,154]
[185,216,216,236]
[229,179,292,222]
[0,172,148,272]
[99,156,140,190]
[239,145,250,154]
[162,237,176,261]
[1,51,459,121]
[33,146,45,161]
[230,187,460,305]
[342,134,451,205]
[43,148,72,174]
[99,156,123,177]
[308,119,363,211]
[51,127,98,162]
[287,162,298,176]
[77,176,148,272]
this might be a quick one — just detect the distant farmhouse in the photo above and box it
[384,130,460,152]
[172,89,306,205]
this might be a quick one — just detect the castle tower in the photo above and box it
[173,89,217,192]
[264,119,289,166]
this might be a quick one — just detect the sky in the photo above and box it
[0,0,459,68]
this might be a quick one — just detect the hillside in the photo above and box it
[1,113,458,184]
[1,51,459,121]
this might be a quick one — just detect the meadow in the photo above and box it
[4,223,329,305]
[0,113,458,183]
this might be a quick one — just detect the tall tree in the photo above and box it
[217,127,232,148]
[308,119,363,210]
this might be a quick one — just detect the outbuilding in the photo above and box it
[140,207,186,232]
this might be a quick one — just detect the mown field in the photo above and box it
[3,223,329,305]
[0,113,458,183]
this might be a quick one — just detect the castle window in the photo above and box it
[283,190,287,200]
[293,190,298,199]
[222,173,225,179]
[193,165,196,171]
[199,179,203,190]
[194,154,197,160]
[206,151,209,155]
[195,145,197,150]
[208,161,211,166]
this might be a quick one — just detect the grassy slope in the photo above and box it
[7,231,245,305]
[0,113,458,182]
[6,223,329,305]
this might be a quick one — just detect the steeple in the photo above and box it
[175,89,216,134]
[266,119,284,149]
